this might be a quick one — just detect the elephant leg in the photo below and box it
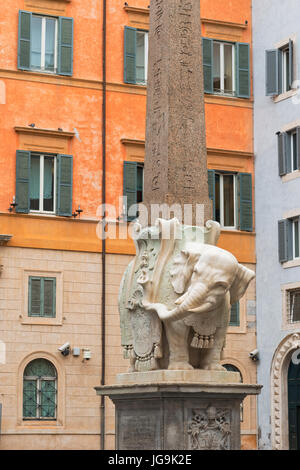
[165,320,193,370]
[200,326,227,371]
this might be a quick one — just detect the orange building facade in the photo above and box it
[0,0,257,450]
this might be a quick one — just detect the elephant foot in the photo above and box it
[168,361,194,370]
[202,362,226,371]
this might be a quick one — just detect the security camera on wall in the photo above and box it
[58,342,70,357]
[249,349,259,361]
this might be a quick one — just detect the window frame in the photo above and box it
[292,218,300,260]
[281,44,290,94]
[30,153,57,215]
[31,14,58,74]
[135,29,148,86]
[28,276,56,318]
[23,360,57,421]
[213,40,236,96]
[215,171,237,229]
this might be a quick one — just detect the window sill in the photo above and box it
[20,317,63,326]
[282,170,300,183]
[282,258,300,269]
[273,89,297,103]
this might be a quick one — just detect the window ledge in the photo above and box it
[282,259,300,269]
[273,89,297,103]
[282,170,300,183]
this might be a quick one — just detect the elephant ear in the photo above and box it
[170,250,199,295]
[230,263,255,305]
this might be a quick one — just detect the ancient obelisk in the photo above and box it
[95,0,261,451]
[143,0,212,225]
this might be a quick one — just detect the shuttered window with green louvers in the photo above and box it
[18,10,73,76]
[23,359,57,420]
[202,38,250,98]
[123,161,144,220]
[15,152,73,216]
[124,27,148,85]
[278,219,293,263]
[278,128,300,176]
[229,302,240,327]
[266,40,294,96]
[28,276,56,318]
[207,170,253,232]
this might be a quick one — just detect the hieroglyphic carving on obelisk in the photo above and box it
[143,0,212,225]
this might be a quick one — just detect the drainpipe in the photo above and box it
[100,0,107,451]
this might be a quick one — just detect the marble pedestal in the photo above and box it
[95,371,261,450]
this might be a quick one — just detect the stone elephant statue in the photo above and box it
[119,218,255,372]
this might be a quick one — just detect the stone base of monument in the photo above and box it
[95,371,261,450]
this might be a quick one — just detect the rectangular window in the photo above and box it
[278,128,300,175]
[18,11,73,76]
[123,161,144,220]
[215,173,237,228]
[266,40,294,96]
[229,302,240,327]
[31,15,58,72]
[293,219,300,259]
[287,289,300,323]
[203,39,250,98]
[28,276,56,318]
[124,27,148,85]
[213,41,235,95]
[30,154,56,213]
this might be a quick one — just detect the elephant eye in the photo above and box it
[215,281,229,291]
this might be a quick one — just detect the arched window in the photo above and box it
[223,363,243,422]
[23,358,57,420]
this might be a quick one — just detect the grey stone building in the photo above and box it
[253,0,300,450]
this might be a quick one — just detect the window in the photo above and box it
[18,10,73,76]
[266,40,294,96]
[16,151,73,216]
[213,41,235,95]
[203,38,250,98]
[229,302,240,327]
[278,128,300,176]
[123,161,144,220]
[208,170,253,231]
[124,27,148,85]
[30,154,56,213]
[278,217,300,262]
[23,359,57,420]
[31,15,58,72]
[28,276,56,318]
[287,289,300,323]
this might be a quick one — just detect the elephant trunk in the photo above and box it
[167,284,210,322]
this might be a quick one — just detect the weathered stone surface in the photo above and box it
[95,382,262,450]
[116,369,241,385]
[143,0,212,225]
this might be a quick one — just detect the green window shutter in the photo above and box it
[289,39,294,89]
[229,302,240,327]
[266,49,279,96]
[236,43,250,98]
[58,17,73,76]
[16,150,30,213]
[238,173,253,232]
[202,38,213,94]
[278,219,293,263]
[207,169,216,220]
[28,277,42,316]
[278,132,288,176]
[123,161,138,220]
[44,278,56,318]
[18,10,31,70]
[296,127,300,170]
[124,27,137,84]
[23,379,37,418]
[56,154,73,216]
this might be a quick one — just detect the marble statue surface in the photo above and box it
[119,218,255,372]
